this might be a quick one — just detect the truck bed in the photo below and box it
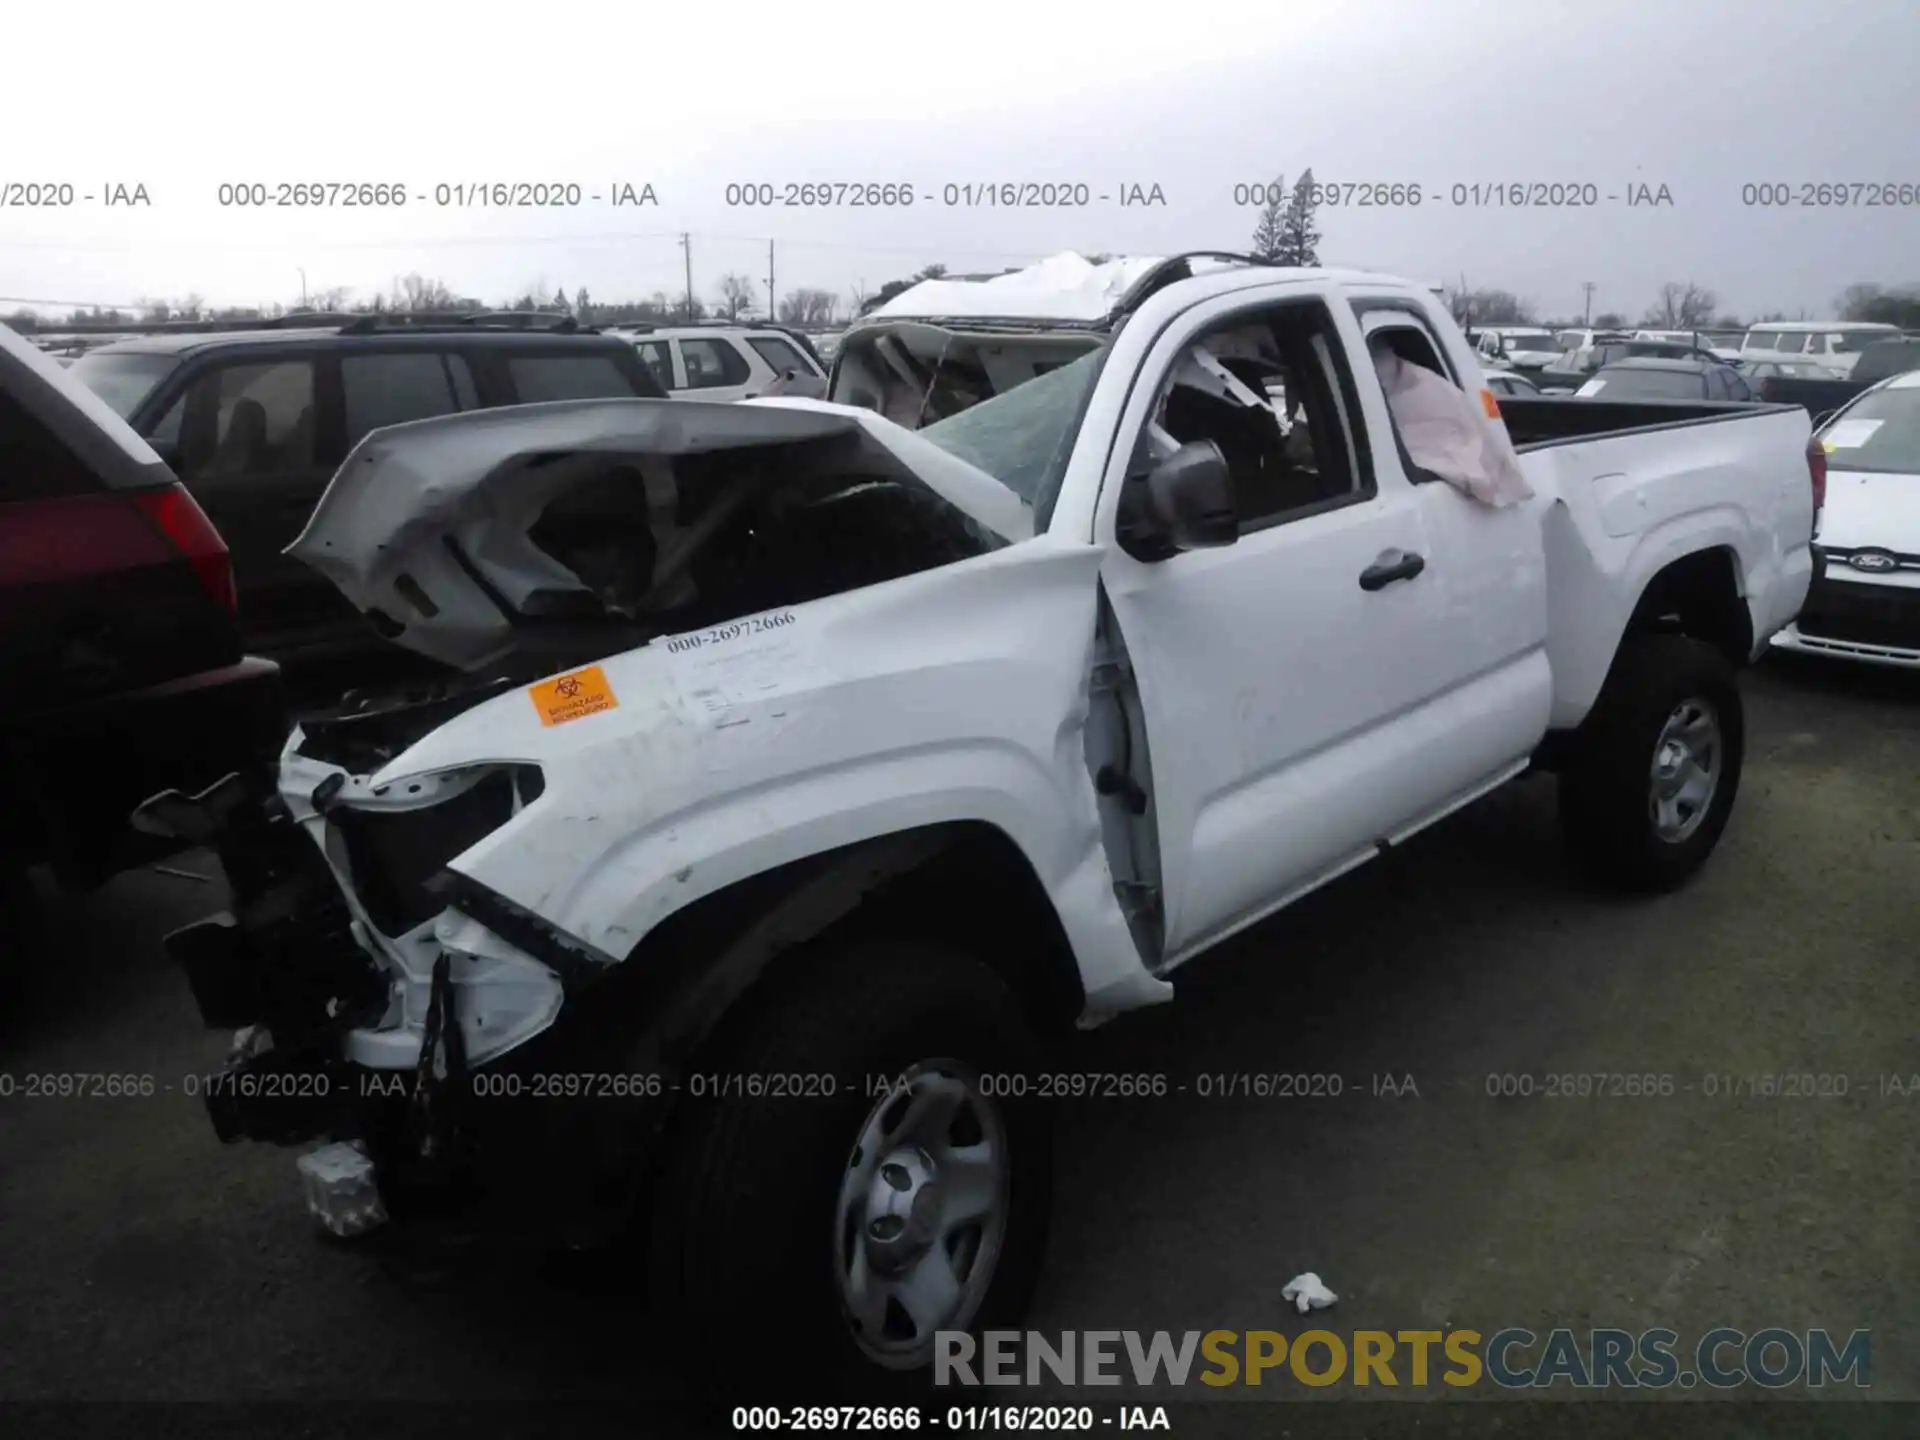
[1496,395,1804,450]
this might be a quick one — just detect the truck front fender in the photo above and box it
[552,747,1168,1028]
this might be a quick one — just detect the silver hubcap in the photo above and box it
[1649,696,1722,843]
[836,1062,1009,1368]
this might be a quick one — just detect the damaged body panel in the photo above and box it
[277,531,1163,1077]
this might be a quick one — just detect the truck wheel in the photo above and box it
[1558,634,1744,892]
[649,940,1051,1403]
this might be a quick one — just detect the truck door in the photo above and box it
[1092,290,1539,965]
[1349,299,1552,763]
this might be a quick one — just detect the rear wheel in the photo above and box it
[1559,635,1745,891]
[648,939,1051,1403]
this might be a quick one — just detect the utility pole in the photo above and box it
[1581,281,1595,326]
[298,267,308,307]
[767,239,775,323]
[679,233,693,321]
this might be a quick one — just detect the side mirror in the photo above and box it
[1141,440,1238,553]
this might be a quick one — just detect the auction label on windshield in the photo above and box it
[529,665,619,727]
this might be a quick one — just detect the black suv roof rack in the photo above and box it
[334,311,591,335]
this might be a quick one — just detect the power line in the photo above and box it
[0,227,1054,260]
[2,294,152,310]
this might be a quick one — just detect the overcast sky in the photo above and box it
[4,0,1916,321]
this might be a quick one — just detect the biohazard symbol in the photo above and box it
[529,666,617,727]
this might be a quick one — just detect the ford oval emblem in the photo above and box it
[1848,550,1898,572]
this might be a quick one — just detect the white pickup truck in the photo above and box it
[146,255,1816,1399]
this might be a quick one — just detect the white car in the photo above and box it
[1483,369,1541,396]
[1555,328,1627,353]
[1738,322,1903,377]
[607,323,827,401]
[147,256,1814,1399]
[1771,371,1920,667]
[1475,326,1562,370]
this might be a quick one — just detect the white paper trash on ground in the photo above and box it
[1283,1272,1338,1313]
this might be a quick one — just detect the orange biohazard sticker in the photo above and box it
[529,665,618,727]
[1480,388,1502,419]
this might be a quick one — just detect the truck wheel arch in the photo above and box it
[615,820,1088,1078]
[1623,545,1752,666]
[1545,536,1753,747]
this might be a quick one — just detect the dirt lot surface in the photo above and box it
[2,654,1915,1438]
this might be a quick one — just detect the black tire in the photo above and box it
[1558,634,1745,892]
[649,939,1052,1405]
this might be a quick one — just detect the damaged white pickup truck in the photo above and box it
[147,254,1817,1397]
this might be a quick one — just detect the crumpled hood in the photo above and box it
[287,396,1031,670]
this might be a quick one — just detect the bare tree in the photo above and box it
[1446,287,1537,326]
[1592,311,1626,328]
[777,287,838,324]
[392,274,457,311]
[1642,281,1717,328]
[717,272,757,320]
[1249,175,1287,260]
[1838,281,1920,327]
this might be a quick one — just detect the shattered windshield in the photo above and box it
[915,345,1109,517]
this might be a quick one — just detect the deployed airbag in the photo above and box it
[1374,350,1534,507]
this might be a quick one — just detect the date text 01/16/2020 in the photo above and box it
[1229,180,1675,208]
[721,182,1167,208]
[210,182,659,208]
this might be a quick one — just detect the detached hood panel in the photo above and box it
[288,397,1030,671]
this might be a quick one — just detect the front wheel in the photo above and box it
[648,939,1052,1402]
[1558,634,1745,891]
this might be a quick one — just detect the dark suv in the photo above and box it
[67,320,667,667]
[2,323,285,949]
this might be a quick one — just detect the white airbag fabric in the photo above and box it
[1374,350,1534,508]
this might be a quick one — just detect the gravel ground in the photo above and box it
[2,653,1915,1437]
